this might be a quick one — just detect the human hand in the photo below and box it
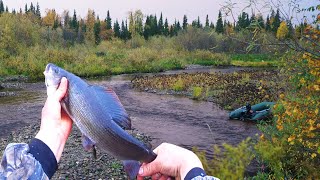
[35,77,73,162]
[137,143,203,180]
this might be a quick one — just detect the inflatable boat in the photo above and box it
[229,102,275,121]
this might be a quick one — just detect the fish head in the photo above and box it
[44,63,68,96]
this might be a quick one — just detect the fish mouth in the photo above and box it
[43,63,56,76]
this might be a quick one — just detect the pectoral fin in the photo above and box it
[91,85,132,130]
[122,160,141,180]
[81,134,95,151]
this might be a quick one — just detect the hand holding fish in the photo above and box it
[35,77,73,162]
[137,143,204,180]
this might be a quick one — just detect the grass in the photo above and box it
[132,69,283,110]
[230,54,280,67]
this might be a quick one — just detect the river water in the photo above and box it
[0,66,260,158]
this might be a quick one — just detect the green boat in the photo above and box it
[229,102,275,121]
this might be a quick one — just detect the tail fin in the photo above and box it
[122,160,141,180]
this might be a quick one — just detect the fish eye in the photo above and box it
[54,69,59,74]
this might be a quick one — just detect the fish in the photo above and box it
[43,63,157,179]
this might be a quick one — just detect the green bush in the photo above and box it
[194,138,254,180]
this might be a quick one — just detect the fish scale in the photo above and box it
[44,63,157,179]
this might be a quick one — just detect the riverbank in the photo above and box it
[0,67,262,178]
[0,123,152,179]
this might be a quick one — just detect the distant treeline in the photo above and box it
[0,0,307,46]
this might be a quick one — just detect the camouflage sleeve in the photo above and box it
[0,143,49,180]
[191,176,220,180]
[185,167,220,180]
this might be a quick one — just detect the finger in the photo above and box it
[159,175,170,180]
[55,77,68,101]
[151,173,161,180]
[136,176,144,180]
[139,161,161,177]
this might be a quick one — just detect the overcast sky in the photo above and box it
[4,0,317,24]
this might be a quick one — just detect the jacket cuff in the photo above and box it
[184,167,206,180]
[29,138,58,178]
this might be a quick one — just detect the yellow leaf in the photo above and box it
[300,78,306,84]
[311,153,317,159]
[288,136,295,142]
[314,85,320,91]
[279,93,285,99]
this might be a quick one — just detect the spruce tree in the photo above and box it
[250,13,256,24]
[36,2,41,18]
[143,16,151,39]
[19,8,22,14]
[12,9,16,14]
[257,16,265,29]
[176,21,181,33]
[113,20,121,38]
[182,15,188,30]
[94,16,101,44]
[158,12,164,35]
[210,22,214,29]
[272,9,281,33]
[197,16,201,28]
[205,14,209,27]
[265,15,271,31]
[106,10,112,30]
[5,6,8,12]
[25,4,28,13]
[216,11,224,34]
[0,0,4,14]
[30,3,34,14]
[72,10,79,31]
[164,18,169,36]
[120,20,126,40]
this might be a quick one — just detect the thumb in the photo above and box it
[54,77,68,101]
[138,161,160,176]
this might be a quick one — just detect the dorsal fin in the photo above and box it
[91,85,132,130]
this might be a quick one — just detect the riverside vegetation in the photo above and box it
[0,1,319,179]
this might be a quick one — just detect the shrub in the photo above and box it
[194,138,254,179]
[192,86,203,99]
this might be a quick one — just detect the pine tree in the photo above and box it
[164,18,169,36]
[5,6,8,12]
[12,9,16,14]
[158,12,164,35]
[183,15,188,30]
[94,16,101,44]
[106,10,112,30]
[113,20,121,38]
[205,14,209,27]
[19,8,22,14]
[0,0,4,14]
[216,11,224,34]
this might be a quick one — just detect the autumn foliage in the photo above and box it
[255,23,320,178]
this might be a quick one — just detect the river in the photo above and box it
[0,66,260,159]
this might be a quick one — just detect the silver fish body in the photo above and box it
[44,63,156,178]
